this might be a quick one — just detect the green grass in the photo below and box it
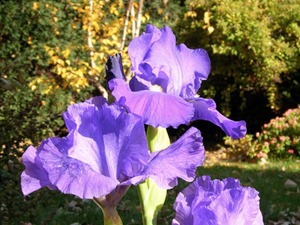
[4,159,300,224]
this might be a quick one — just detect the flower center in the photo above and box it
[149,84,163,92]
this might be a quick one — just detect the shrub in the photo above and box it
[223,134,263,162]
[175,0,300,121]
[256,106,300,158]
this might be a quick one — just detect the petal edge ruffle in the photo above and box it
[39,137,120,199]
[128,127,205,189]
[21,146,53,195]
[172,176,264,225]
[189,97,247,139]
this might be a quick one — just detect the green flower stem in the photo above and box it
[93,197,123,225]
[93,186,129,225]
[137,126,171,225]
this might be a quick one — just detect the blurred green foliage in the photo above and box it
[0,1,99,222]
[176,0,300,123]
[223,134,262,161]
[144,0,183,28]
[0,0,84,81]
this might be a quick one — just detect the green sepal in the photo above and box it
[93,185,129,225]
[138,178,167,225]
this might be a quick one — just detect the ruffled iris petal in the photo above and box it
[69,100,150,183]
[21,97,149,200]
[128,24,162,81]
[172,191,194,225]
[128,25,211,97]
[127,127,205,189]
[63,96,107,132]
[189,97,247,140]
[39,137,119,199]
[109,79,194,128]
[176,44,211,98]
[172,176,264,225]
[194,188,262,225]
[173,175,221,225]
[140,25,181,94]
[20,146,53,195]
[66,100,148,181]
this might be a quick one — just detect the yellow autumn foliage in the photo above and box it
[30,0,147,94]
[184,1,214,35]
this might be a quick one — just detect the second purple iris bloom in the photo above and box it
[108,25,246,140]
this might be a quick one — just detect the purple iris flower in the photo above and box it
[172,175,264,225]
[108,25,246,139]
[21,97,205,206]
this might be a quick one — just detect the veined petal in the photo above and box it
[139,25,180,94]
[173,176,264,225]
[109,78,194,128]
[189,97,247,140]
[172,175,225,225]
[21,97,150,200]
[128,25,211,97]
[38,137,119,199]
[194,188,262,225]
[66,101,148,181]
[176,44,211,98]
[172,191,194,225]
[21,146,53,195]
[63,96,107,132]
[128,24,162,81]
[128,127,205,189]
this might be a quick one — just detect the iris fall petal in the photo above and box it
[189,97,247,140]
[109,78,194,128]
[21,146,53,195]
[127,127,205,188]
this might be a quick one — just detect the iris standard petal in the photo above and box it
[172,190,194,225]
[63,96,107,132]
[128,25,211,97]
[109,78,195,128]
[66,100,148,181]
[173,175,220,225]
[176,44,211,98]
[127,127,205,189]
[189,97,247,140]
[21,146,52,195]
[128,24,162,79]
[194,188,262,225]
